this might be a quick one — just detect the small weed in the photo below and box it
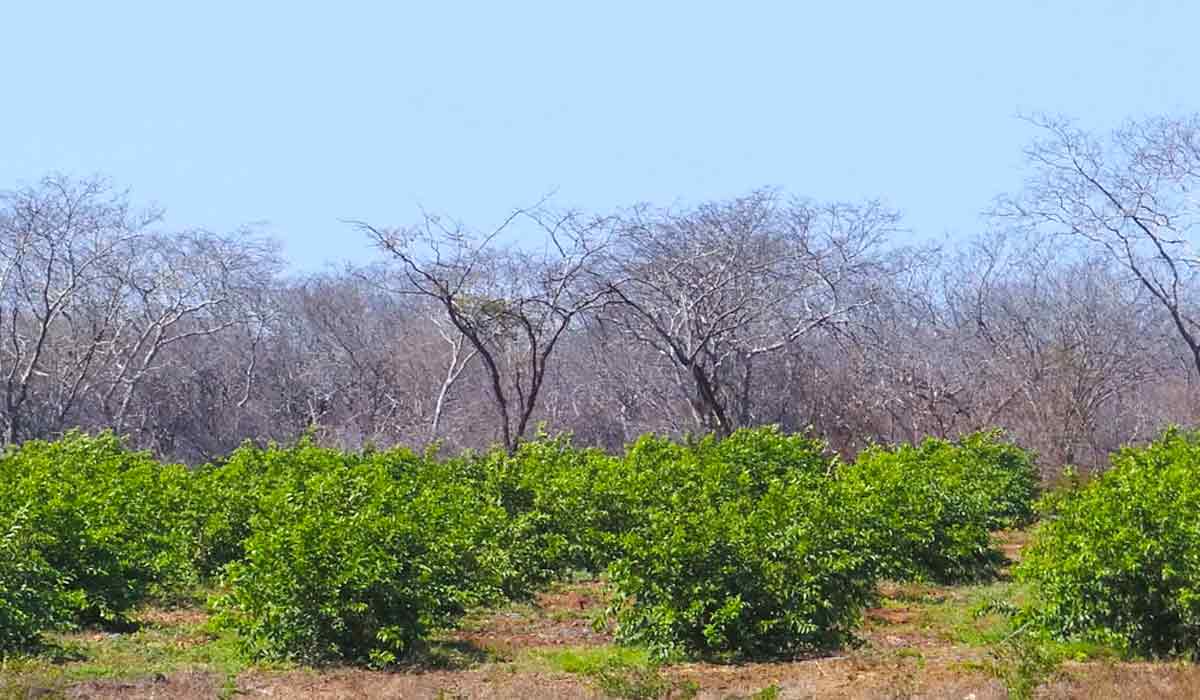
[217,671,240,700]
[979,633,1062,700]
[894,646,925,667]
[727,685,780,700]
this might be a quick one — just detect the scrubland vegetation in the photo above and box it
[1,115,1199,479]
[2,114,1200,697]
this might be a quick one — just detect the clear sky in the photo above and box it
[2,1,1196,270]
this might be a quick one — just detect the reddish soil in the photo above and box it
[864,607,916,626]
[56,662,1200,700]
[994,529,1030,569]
[450,582,613,659]
[62,672,222,700]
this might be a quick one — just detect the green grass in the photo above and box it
[523,644,656,675]
[738,686,781,700]
[873,578,1122,662]
[48,626,244,680]
[922,581,1023,646]
[0,599,274,699]
[869,579,1021,647]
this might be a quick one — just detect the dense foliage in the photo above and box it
[607,430,875,659]
[474,435,631,580]
[1018,428,1200,656]
[212,443,516,665]
[0,427,1044,661]
[0,433,194,633]
[837,432,1036,584]
[955,431,1041,529]
[188,437,387,577]
[0,508,71,652]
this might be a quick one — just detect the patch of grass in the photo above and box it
[876,577,1125,662]
[0,602,270,695]
[520,645,696,699]
[870,567,1123,700]
[927,582,1023,646]
[894,647,926,666]
[593,665,684,700]
[871,580,1021,646]
[1043,638,1122,663]
[456,600,541,632]
[526,645,656,675]
[44,621,249,681]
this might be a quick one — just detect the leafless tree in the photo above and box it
[940,233,1166,468]
[428,314,478,440]
[996,114,1200,381]
[2,162,1195,472]
[0,176,157,444]
[355,206,616,452]
[92,230,280,436]
[603,190,897,437]
[0,175,281,451]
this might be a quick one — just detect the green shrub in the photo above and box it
[615,428,834,515]
[0,432,195,628]
[214,445,516,665]
[608,481,875,660]
[954,430,1040,529]
[837,439,1003,583]
[1017,427,1200,656]
[190,437,371,577]
[475,434,634,579]
[189,444,279,578]
[606,429,873,660]
[704,425,836,485]
[0,508,74,654]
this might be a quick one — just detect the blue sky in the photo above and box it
[2,1,1196,270]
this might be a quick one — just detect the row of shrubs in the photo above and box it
[1016,427,1200,658]
[1,427,1044,663]
[6,423,1189,663]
